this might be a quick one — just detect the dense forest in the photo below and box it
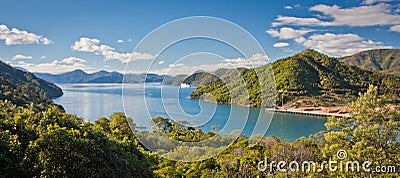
[1,84,399,177]
[190,49,400,107]
[0,49,399,177]
[0,60,63,109]
[341,49,400,74]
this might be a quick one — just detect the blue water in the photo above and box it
[54,83,326,141]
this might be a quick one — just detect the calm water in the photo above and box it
[54,83,326,141]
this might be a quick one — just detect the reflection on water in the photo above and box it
[54,83,326,141]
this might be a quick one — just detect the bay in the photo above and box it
[54,83,326,141]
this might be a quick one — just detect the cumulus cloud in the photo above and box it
[146,53,270,75]
[266,27,314,39]
[158,61,165,65]
[273,4,400,27]
[14,57,88,74]
[273,42,290,48]
[168,63,185,68]
[389,25,400,32]
[12,54,32,60]
[0,24,53,45]
[71,37,100,52]
[117,39,124,43]
[272,16,323,27]
[309,4,400,27]
[284,6,293,9]
[40,56,46,60]
[72,37,154,63]
[297,33,392,56]
[363,0,393,5]
[61,56,86,64]
[224,53,269,67]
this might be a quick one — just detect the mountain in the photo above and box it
[0,60,63,107]
[189,49,400,107]
[340,49,400,74]
[34,70,172,83]
[161,69,236,86]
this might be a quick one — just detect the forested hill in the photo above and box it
[162,68,234,86]
[0,60,63,106]
[340,49,400,74]
[190,49,400,107]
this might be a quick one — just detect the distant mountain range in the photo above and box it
[166,49,400,107]
[341,49,400,74]
[34,70,172,83]
[0,60,63,107]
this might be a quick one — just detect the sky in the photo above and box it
[0,0,399,75]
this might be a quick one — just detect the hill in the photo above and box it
[190,49,400,107]
[35,70,172,83]
[340,49,400,74]
[161,68,241,86]
[0,60,63,107]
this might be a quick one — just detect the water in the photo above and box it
[54,83,326,141]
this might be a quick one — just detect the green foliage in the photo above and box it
[190,49,400,107]
[341,49,400,74]
[0,60,63,109]
[0,101,153,177]
[322,85,400,177]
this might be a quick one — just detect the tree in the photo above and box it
[151,116,173,132]
[322,85,400,176]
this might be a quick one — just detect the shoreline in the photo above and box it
[266,107,351,118]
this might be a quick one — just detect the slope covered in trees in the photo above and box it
[341,49,400,74]
[190,49,400,107]
[1,59,399,177]
[0,60,63,107]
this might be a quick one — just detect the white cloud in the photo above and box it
[72,37,154,63]
[272,3,400,27]
[71,37,100,52]
[14,58,88,74]
[273,42,290,48]
[158,61,165,65]
[61,57,86,64]
[117,39,124,43]
[363,0,393,5]
[272,16,323,27]
[12,54,32,60]
[389,25,400,32]
[284,6,293,9]
[147,54,269,75]
[0,24,53,45]
[309,4,400,27]
[297,33,392,56]
[40,56,46,60]
[266,27,314,39]
[273,4,400,27]
[168,63,185,68]
[224,53,269,66]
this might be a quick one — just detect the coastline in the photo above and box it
[266,107,351,118]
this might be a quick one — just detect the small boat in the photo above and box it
[180,83,190,88]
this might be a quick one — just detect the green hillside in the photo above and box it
[190,49,400,107]
[341,49,400,74]
[0,60,63,107]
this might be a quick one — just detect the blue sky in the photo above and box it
[1,0,399,74]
